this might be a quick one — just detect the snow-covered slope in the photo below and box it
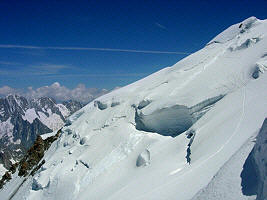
[1,16,267,200]
[192,134,257,200]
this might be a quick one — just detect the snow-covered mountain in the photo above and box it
[0,95,83,176]
[1,16,267,200]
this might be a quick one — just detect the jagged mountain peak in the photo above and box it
[32,96,56,104]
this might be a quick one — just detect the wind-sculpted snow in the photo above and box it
[135,104,193,137]
[1,17,267,200]
[229,36,263,51]
[135,95,223,137]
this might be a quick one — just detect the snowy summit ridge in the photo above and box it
[1,17,267,200]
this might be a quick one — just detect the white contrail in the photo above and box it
[0,44,191,55]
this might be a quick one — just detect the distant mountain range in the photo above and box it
[0,94,84,175]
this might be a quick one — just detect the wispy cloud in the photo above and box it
[155,22,167,30]
[0,44,191,55]
[0,63,147,79]
[39,72,149,78]
[0,64,72,76]
[0,61,22,66]
[28,64,71,75]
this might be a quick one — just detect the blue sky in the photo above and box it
[0,0,267,91]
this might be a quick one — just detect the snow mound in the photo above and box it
[136,149,150,167]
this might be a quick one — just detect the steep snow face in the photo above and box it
[22,108,38,123]
[2,17,267,200]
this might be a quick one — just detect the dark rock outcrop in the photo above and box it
[0,129,61,189]
[18,129,61,177]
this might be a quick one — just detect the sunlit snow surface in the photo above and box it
[1,17,267,200]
